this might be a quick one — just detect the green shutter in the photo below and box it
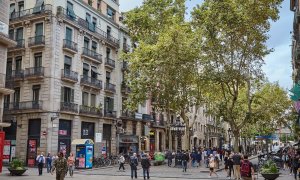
[66,28,72,41]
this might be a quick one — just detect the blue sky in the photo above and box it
[119,0,293,89]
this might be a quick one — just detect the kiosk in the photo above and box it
[72,139,94,169]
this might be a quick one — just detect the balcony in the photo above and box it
[6,70,24,82]
[142,114,154,121]
[5,101,43,113]
[79,105,102,117]
[80,75,102,90]
[61,69,78,83]
[60,102,78,113]
[121,83,131,95]
[104,83,116,93]
[105,58,115,69]
[8,39,25,51]
[63,39,78,54]
[57,6,120,48]
[28,35,45,48]
[123,43,130,53]
[82,48,102,64]
[121,61,128,71]
[152,120,166,128]
[10,4,52,22]
[0,73,14,95]
[120,110,135,119]
[24,67,45,80]
[104,110,117,118]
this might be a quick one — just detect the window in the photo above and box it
[84,37,89,49]
[66,27,72,41]
[106,71,110,83]
[9,29,14,40]
[97,0,101,11]
[82,92,89,106]
[91,66,97,79]
[32,85,40,102]
[92,17,97,28]
[107,7,115,20]
[35,23,43,37]
[132,122,137,135]
[67,1,75,19]
[141,123,145,136]
[14,87,20,103]
[83,63,89,77]
[34,53,42,67]
[4,95,10,109]
[61,87,74,103]
[10,3,15,16]
[106,47,111,58]
[86,13,94,31]
[18,1,24,12]
[81,122,95,140]
[104,97,114,112]
[6,60,12,77]
[16,28,24,45]
[91,94,96,107]
[92,41,97,52]
[15,57,22,71]
[107,26,111,37]
[64,56,72,72]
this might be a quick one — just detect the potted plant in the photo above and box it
[8,159,27,176]
[260,160,280,180]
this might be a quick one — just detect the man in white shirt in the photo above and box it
[36,152,46,176]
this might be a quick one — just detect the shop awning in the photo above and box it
[0,122,11,127]
[71,139,94,145]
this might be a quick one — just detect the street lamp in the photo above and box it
[228,128,232,151]
[170,117,186,151]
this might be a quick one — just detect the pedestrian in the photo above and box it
[191,151,197,167]
[196,151,201,167]
[224,152,229,175]
[51,152,68,180]
[228,154,234,179]
[119,153,125,171]
[282,152,289,170]
[141,154,151,180]
[291,152,300,180]
[209,154,218,178]
[240,155,255,180]
[167,151,173,167]
[232,152,242,180]
[130,153,138,179]
[46,152,52,173]
[182,151,189,172]
[67,152,75,177]
[36,152,46,176]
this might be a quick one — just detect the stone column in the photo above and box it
[136,121,142,152]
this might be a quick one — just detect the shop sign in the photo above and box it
[135,113,143,120]
[119,136,138,143]
[95,133,102,143]
[3,140,10,163]
[149,131,155,136]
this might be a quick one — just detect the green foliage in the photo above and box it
[261,160,279,174]
[9,159,25,170]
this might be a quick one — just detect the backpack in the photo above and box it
[130,157,137,166]
[38,156,44,163]
[241,160,251,177]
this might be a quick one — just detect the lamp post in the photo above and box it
[228,128,232,151]
[170,117,185,151]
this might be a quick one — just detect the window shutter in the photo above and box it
[71,89,74,102]
[61,87,64,102]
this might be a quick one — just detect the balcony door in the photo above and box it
[6,60,12,78]
[13,88,20,109]
[83,63,89,78]
[104,97,114,114]
[34,53,42,74]
[64,56,72,75]
[65,27,72,46]
[16,28,23,46]
[32,85,40,108]
[35,23,43,44]
[61,87,74,103]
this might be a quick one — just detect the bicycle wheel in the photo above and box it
[105,159,111,166]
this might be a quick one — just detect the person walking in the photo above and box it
[240,155,255,180]
[224,152,229,176]
[167,151,173,167]
[291,152,300,180]
[36,152,46,176]
[129,153,138,179]
[141,154,151,180]
[119,153,125,171]
[182,151,189,172]
[67,152,75,177]
[209,154,218,178]
[196,151,201,167]
[282,152,289,170]
[51,152,68,180]
[46,152,52,173]
[232,152,242,180]
[228,154,234,179]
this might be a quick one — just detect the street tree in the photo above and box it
[191,0,283,152]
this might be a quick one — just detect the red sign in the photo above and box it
[0,132,5,173]
[58,130,67,135]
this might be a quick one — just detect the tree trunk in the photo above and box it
[233,132,239,153]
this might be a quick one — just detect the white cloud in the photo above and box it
[119,0,143,12]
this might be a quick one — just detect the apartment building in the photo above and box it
[0,0,16,129]
[291,0,300,83]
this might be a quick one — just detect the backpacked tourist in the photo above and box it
[130,153,139,179]
[141,154,151,180]
[119,153,126,171]
[51,152,68,180]
[209,154,218,178]
[67,152,75,177]
[36,152,46,176]
[240,155,255,180]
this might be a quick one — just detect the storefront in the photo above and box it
[119,134,139,154]
[27,119,41,167]
[58,119,72,156]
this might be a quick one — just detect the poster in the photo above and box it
[95,133,102,143]
[85,145,93,168]
[3,140,10,163]
[27,139,37,167]
[78,158,85,168]
[10,146,16,161]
